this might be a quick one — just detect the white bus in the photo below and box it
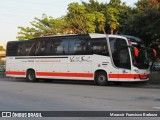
[6,34,153,86]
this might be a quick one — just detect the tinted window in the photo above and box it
[131,45,149,69]
[69,39,87,55]
[27,42,36,56]
[55,39,69,55]
[43,40,55,55]
[7,37,109,57]
[8,40,45,56]
[109,37,131,69]
[17,41,36,56]
[7,42,19,56]
[39,39,69,56]
[89,38,109,56]
[25,42,34,56]
[24,39,70,56]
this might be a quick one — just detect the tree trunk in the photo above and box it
[111,29,114,34]
[102,27,106,34]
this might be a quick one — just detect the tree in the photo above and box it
[106,7,119,34]
[82,0,104,12]
[67,2,106,34]
[124,0,160,60]
[109,0,121,7]
[94,12,106,33]
[16,0,160,60]
[136,0,159,12]
[115,2,133,34]
[125,0,160,45]
[17,14,68,40]
[0,46,5,51]
[67,2,92,34]
[81,0,106,33]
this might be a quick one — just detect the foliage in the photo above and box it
[106,7,119,34]
[0,46,5,51]
[124,0,160,60]
[67,2,93,34]
[17,14,68,40]
[17,0,160,57]
[66,2,106,34]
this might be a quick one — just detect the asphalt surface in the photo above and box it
[0,77,160,120]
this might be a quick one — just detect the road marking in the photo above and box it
[153,107,160,110]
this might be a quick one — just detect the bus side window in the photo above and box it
[25,42,31,56]
[35,41,41,56]
[44,41,53,55]
[40,41,46,55]
[28,42,36,56]
[69,39,76,54]
[17,43,26,56]
[89,38,109,56]
[69,39,87,55]
[7,42,19,56]
[17,43,22,56]
[55,39,69,55]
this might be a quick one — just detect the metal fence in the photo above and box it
[150,71,160,82]
[0,62,5,77]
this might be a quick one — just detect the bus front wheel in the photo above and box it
[95,71,108,86]
[26,70,37,82]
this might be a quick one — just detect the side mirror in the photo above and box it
[134,47,139,57]
[153,49,157,58]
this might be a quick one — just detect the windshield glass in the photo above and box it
[131,44,149,69]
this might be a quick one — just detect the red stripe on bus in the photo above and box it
[109,74,140,79]
[108,74,149,79]
[6,71,148,79]
[6,71,93,78]
[6,71,26,76]
[36,72,94,78]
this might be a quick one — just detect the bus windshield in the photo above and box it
[131,44,149,69]
[121,35,149,69]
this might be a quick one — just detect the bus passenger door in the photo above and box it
[118,42,131,81]
[109,37,131,81]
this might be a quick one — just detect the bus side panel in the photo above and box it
[91,55,119,81]
[6,57,26,78]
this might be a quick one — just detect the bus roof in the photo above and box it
[120,35,144,44]
[8,33,128,43]
[40,33,126,39]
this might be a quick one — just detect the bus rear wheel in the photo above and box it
[95,71,108,86]
[26,70,37,82]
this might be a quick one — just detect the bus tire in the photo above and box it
[26,70,37,82]
[95,71,108,86]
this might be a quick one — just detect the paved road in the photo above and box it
[0,78,160,120]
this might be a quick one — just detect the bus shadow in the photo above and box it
[2,77,160,89]
[108,82,160,89]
